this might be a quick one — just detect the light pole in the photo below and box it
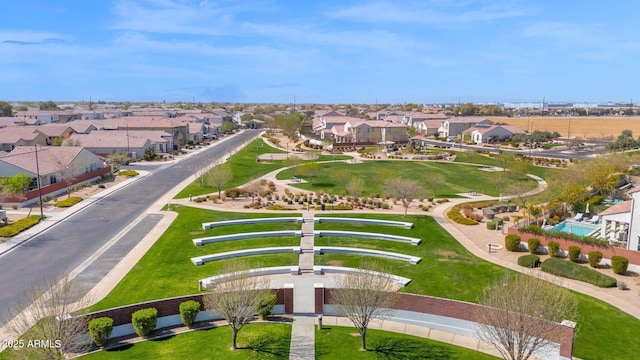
[34,145,44,220]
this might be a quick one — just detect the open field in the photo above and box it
[488,116,640,139]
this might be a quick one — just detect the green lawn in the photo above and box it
[91,206,302,311]
[79,323,291,360]
[316,326,498,359]
[452,150,500,166]
[276,161,537,198]
[175,138,352,199]
[89,207,640,359]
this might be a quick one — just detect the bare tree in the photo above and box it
[345,177,364,201]
[187,157,210,188]
[55,159,78,199]
[331,169,351,193]
[331,262,399,351]
[244,180,262,204]
[383,178,423,217]
[283,156,302,177]
[476,272,577,360]
[4,275,91,359]
[202,263,270,350]
[206,163,232,197]
[297,162,321,185]
[422,173,445,198]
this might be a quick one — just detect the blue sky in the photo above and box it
[1,1,639,104]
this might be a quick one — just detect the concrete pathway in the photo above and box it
[289,210,316,360]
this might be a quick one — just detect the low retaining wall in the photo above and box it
[201,217,303,230]
[312,266,412,286]
[508,227,640,265]
[314,246,421,264]
[191,247,301,265]
[313,230,421,245]
[79,288,293,339]
[193,230,303,246]
[200,266,300,287]
[314,287,575,359]
[314,217,414,229]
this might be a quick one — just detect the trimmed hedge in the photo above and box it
[527,238,540,254]
[88,317,113,347]
[611,256,629,275]
[588,251,603,268]
[519,224,609,247]
[541,258,617,288]
[518,254,541,268]
[568,246,581,262]
[119,170,139,177]
[54,196,83,208]
[256,293,278,320]
[548,241,560,257]
[179,300,201,327]
[447,204,479,225]
[131,308,157,337]
[504,234,521,252]
[0,215,41,237]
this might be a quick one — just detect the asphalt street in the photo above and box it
[0,130,260,325]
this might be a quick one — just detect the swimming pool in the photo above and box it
[550,221,599,237]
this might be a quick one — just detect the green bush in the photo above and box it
[179,300,201,327]
[518,254,541,268]
[54,196,83,208]
[256,293,278,320]
[447,205,479,225]
[88,317,113,347]
[119,169,139,177]
[0,215,41,237]
[266,204,296,210]
[588,251,603,268]
[131,308,158,337]
[611,256,629,275]
[568,246,581,262]
[548,241,560,257]
[504,234,521,252]
[527,238,540,254]
[486,221,497,230]
[587,195,604,205]
[541,258,617,288]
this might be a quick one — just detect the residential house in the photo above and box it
[0,146,109,206]
[29,124,77,145]
[0,128,49,152]
[66,130,171,159]
[438,117,493,138]
[313,116,359,140]
[415,120,445,136]
[462,124,526,144]
[598,200,632,249]
[337,120,408,144]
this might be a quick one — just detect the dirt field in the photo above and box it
[487,116,640,140]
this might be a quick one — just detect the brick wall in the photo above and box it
[508,227,640,265]
[82,289,290,326]
[319,288,574,358]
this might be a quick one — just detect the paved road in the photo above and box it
[0,130,260,324]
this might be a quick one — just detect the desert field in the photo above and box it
[487,116,640,140]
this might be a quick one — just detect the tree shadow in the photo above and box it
[241,333,290,359]
[371,338,456,360]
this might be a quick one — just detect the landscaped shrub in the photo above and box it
[119,169,139,176]
[568,246,581,262]
[447,205,479,225]
[179,300,201,327]
[88,317,113,347]
[504,234,521,252]
[541,258,617,288]
[256,293,278,320]
[518,254,541,268]
[588,251,603,268]
[131,308,158,337]
[486,221,497,230]
[266,204,296,210]
[54,196,83,208]
[527,238,541,254]
[0,215,41,237]
[548,241,560,257]
[611,256,629,275]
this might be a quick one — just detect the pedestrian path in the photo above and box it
[289,210,316,360]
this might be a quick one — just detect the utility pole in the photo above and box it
[34,145,44,220]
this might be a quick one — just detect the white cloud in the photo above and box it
[0,30,67,43]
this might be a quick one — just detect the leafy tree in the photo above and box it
[297,162,321,185]
[276,113,303,140]
[346,177,364,200]
[207,163,232,197]
[477,272,577,360]
[484,104,503,115]
[0,101,13,116]
[39,100,60,110]
[222,121,235,133]
[2,173,32,197]
[608,129,638,150]
[241,113,253,121]
[283,156,302,177]
[422,173,445,197]
[332,261,399,351]
[583,157,619,196]
[331,169,351,193]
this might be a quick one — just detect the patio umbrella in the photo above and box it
[585,203,590,214]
